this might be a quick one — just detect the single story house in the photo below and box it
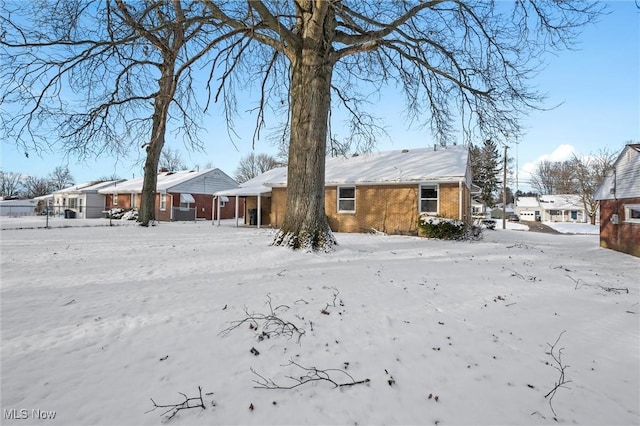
[538,194,586,223]
[51,180,124,219]
[0,198,37,217]
[216,146,474,235]
[98,168,240,221]
[515,196,541,221]
[594,143,640,257]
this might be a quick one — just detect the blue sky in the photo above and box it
[1,1,638,191]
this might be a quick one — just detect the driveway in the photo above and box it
[521,221,561,234]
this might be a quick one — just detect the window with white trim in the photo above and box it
[337,186,355,212]
[131,194,136,209]
[113,193,118,206]
[159,194,166,211]
[419,184,438,214]
[624,204,640,223]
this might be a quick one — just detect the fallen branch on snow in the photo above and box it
[252,359,369,390]
[219,294,305,343]
[146,386,207,421]
[544,331,571,419]
[566,275,629,294]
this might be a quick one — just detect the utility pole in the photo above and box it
[502,145,508,230]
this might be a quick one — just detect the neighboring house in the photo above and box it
[515,196,541,221]
[0,199,36,217]
[52,180,124,219]
[471,198,486,218]
[538,194,586,223]
[515,195,586,223]
[216,146,473,234]
[594,143,640,257]
[98,169,240,221]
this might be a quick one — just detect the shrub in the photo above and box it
[107,207,138,220]
[418,214,467,240]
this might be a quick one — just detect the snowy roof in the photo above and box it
[0,199,36,206]
[516,197,540,208]
[215,147,469,197]
[594,144,640,200]
[98,169,237,194]
[55,180,124,194]
[266,146,469,187]
[538,194,583,210]
[215,167,285,196]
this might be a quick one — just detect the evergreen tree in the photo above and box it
[470,140,501,208]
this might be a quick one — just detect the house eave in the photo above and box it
[266,176,468,188]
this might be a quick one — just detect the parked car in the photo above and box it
[481,219,496,230]
[507,214,520,222]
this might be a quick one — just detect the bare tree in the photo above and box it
[235,152,284,183]
[530,161,556,195]
[3,1,602,247]
[572,149,616,225]
[22,176,53,199]
[97,173,122,182]
[201,1,601,250]
[159,147,187,172]
[0,170,23,199]
[48,166,75,191]
[530,160,578,195]
[1,1,225,226]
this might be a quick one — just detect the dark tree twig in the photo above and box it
[544,331,571,418]
[219,295,305,343]
[503,267,538,282]
[251,359,369,390]
[146,386,206,421]
[566,275,629,294]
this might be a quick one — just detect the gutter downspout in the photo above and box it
[216,196,221,226]
[257,195,262,229]
[459,180,463,220]
[235,196,239,227]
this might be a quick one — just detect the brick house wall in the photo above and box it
[106,192,238,221]
[156,193,172,221]
[215,196,244,220]
[105,193,132,210]
[244,195,272,226]
[599,197,640,257]
[269,183,470,234]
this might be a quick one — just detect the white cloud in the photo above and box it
[521,144,576,176]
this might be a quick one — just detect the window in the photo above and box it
[131,194,136,209]
[159,194,166,211]
[337,186,355,212]
[419,184,438,213]
[69,198,77,209]
[113,193,118,206]
[79,198,83,213]
[624,204,640,223]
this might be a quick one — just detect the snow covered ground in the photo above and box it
[1,218,638,425]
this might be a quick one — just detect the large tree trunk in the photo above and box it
[138,67,173,226]
[138,141,162,226]
[272,3,337,251]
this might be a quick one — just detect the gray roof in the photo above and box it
[594,144,640,200]
[98,169,239,195]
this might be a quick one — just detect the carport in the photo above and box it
[214,185,271,228]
